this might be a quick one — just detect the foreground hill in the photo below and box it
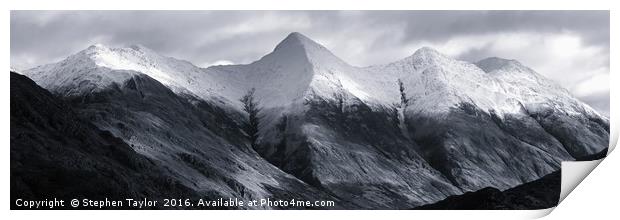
[10,72,200,209]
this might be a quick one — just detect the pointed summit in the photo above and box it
[385,46,451,70]
[274,32,323,52]
[266,32,348,67]
[81,43,111,56]
[213,32,356,108]
[397,47,448,64]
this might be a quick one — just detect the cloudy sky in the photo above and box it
[10,11,610,116]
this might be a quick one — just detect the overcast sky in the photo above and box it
[10,10,610,116]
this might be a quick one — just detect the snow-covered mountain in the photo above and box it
[20,32,609,208]
[26,32,605,121]
[25,44,224,100]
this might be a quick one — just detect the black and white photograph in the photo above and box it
[8,9,612,213]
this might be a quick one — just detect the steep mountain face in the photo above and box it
[19,32,609,209]
[207,33,463,207]
[10,72,201,209]
[367,51,594,191]
[60,72,346,209]
[475,57,609,158]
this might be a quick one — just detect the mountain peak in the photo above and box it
[262,32,347,67]
[273,32,331,55]
[286,32,308,41]
[82,43,111,55]
[73,43,162,67]
[81,43,155,57]
[411,47,447,60]
[414,46,442,55]
[387,46,450,69]
[275,32,316,50]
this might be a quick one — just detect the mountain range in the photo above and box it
[12,32,609,209]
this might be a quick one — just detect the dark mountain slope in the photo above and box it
[10,72,201,209]
[404,103,574,192]
[415,170,561,210]
[63,72,348,209]
[255,96,461,208]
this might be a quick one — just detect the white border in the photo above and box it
[3,0,617,219]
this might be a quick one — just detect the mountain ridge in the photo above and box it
[15,32,609,209]
[23,32,606,121]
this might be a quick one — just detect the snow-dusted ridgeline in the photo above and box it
[25,33,606,122]
[20,32,609,208]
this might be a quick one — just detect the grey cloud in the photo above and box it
[397,11,609,46]
[11,10,609,66]
[580,92,610,117]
